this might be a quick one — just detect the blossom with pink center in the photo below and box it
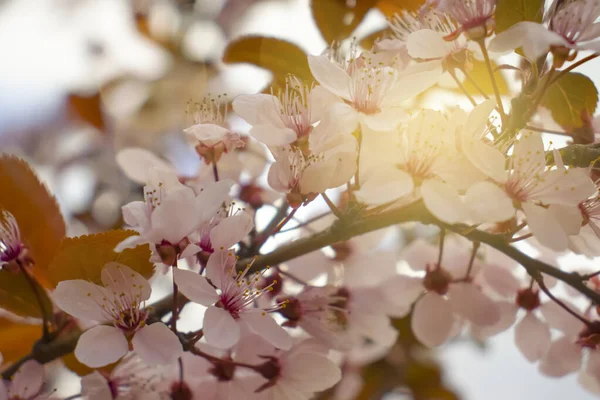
[53,262,183,367]
[184,94,245,164]
[490,0,600,61]
[0,210,29,271]
[233,76,338,148]
[0,360,53,400]
[81,355,169,400]
[173,250,292,350]
[464,130,596,250]
[438,0,496,39]
[308,48,441,132]
[248,338,342,399]
[382,238,500,347]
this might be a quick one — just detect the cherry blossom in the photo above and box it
[184,94,245,164]
[53,262,183,367]
[308,48,441,132]
[490,0,600,61]
[437,0,496,40]
[0,210,30,272]
[173,250,292,350]
[0,360,53,400]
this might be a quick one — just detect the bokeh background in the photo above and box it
[0,0,597,398]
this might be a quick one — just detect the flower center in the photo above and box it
[423,265,452,295]
[516,288,540,311]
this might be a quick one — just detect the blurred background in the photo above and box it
[0,0,597,398]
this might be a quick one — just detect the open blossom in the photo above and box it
[308,48,441,132]
[184,94,245,164]
[383,238,500,347]
[0,210,30,272]
[173,250,292,350]
[81,355,168,400]
[464,129,596,250]
[53,263,183,367]
[232,76,338,147]
[0,360,53,400]
[438,0,496,39]
[490,0,600,61]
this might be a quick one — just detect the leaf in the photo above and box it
[461,59,510,96]
[311,0,379,43]
[68,93,105,131]
[375,0,425,16]
[47,230,154,286]
[0,156,66,284]
[541,72,598,130]
[495,0,545,34]
[0,271,53,318]
[222,36,311,89]
[0,318,41,363]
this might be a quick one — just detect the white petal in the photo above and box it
[116,148,174,184]
[534,168,596,206]
[52,280,106,321]
[250,124,297,146]
[488,21,568,60]
[184,123,230,142]
[549,204,584,236]
[522,202,568,251]
[240,312,292,350]
[465,99,495,140]
[448,283,500,326]
[11,360,44,399]
[210,213,254,250]
[462,139,508,183]
[101,262,152,302]
[232,93,283,126]
[307,55,351,100]
[539,337,582,377]
[407,29,453,59]
[359,107,407,132]
[149,187,201,244]
[75,325,129,367]
[411,292,454,347]
[194,179,234,221]
[354,167,413,206]
[465,181,515,224]
[382,275,423,309]
[132,323,183,365]
[173,268,219,306]
[481,264,520,298]
[384,60,442,105]
[421,179,469,224]
[203,306,240,349]
[514,313,551,362]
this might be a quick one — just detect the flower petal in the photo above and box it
[407,29,453,59]
[81,371,112,400]
[232,93,283,126]
[284,353,342,392]
[203,306,240,349]
[448,283,500,326]
[522,202,568,251]
[382,275,423,310]
[11,360,44,399]
[307,55,351,100]
[421,179,469,224]
[354,166,413,206]
[116,148,174,184]
[52,280,107,321]
[173,268,219,306]
[210,213,254,250]
[539,337,582,377]
[132,323,183,365]
[514,313,551,362]
[101,262,152,302]
[411,292,454,347]
[240,312,292,350]
[489,21,568,60]
[465,181,515,224]
[250,124,298,147]
[75,325,129,367]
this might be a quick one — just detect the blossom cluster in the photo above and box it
[5,0,600,398]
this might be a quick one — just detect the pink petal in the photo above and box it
[203,306,240,349]
[411,292,454,347]
[421,179,469,224]
[514,313,551,362]
[194,180,235,221]
[284,353,342,392]
[0,382,7,400]
[116,148,173,184]
[481,264,520,298]
[210,213,254,250]
[349,311,398,346]
[448,283,500,326]
[81,371,112,400]
[205,250,236,289]
[382,275,423,309]
[284,250,331,282]
[540,299,584,336]
[11,360,44,399]
[132,323,183,365]
[401,238,439,271]
[75,325,129,367]
[173,268,219,306]
[101,262,152,302]
[240,312,292,350]
[539,337,582,377]
[472,301,518,339]
[52,280,107,321]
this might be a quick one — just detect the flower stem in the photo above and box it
[478,39,506,122]
[550,53,599,86]
[464,241,480,279]
[536,277,591,327]
[212,161,220,182]
[171,260,180,333]
[449,69,477,106]
[321,192,344,219]
[437,229,446,267]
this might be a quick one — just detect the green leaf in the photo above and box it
[222,36,311,89]
[47,230,154,285]
[311,0,379,43]
[0,271,53,318]
[495,0,545,34]
[0,156,66,285]
[541,72,598,130]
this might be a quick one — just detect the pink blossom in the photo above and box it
[173,250,292,350]
[0,210,31,272]
[438,0,496,39]
[53,262,183,367]
[0,360,52,400]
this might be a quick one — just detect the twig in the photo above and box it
[536,277,591,327]
[525,125,572,136]
[550,53,599,86]
[449,69,477,106]
[321,193,344,219]
[278,211,332,234]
